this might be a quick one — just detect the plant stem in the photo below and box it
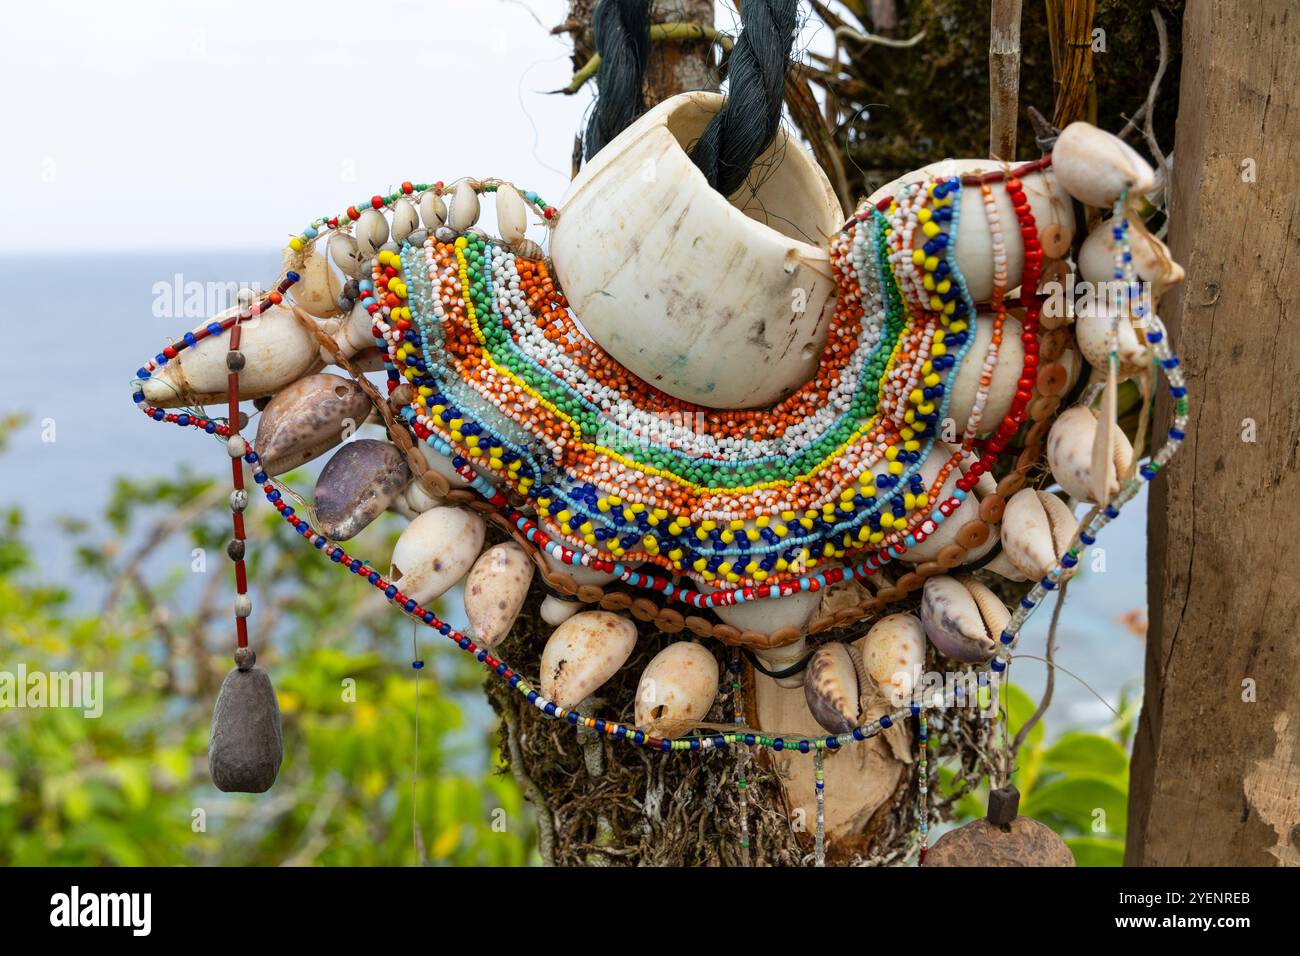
[1011,577,1069,757]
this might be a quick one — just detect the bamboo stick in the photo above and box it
[989,0,1024,160]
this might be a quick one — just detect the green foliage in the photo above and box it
[1,412,1139,867]
[938,681,1139,866]
[0,439,534,866]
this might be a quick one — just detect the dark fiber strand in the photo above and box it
[585,0,652,161]
[689,0,799,197]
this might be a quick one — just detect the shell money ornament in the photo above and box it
[130,90,1190,852]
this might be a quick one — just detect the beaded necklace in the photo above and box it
[130,173,1186,864]
[378,179,988,593]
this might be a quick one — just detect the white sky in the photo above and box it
[1,0,831,252]
[1,0,587,250]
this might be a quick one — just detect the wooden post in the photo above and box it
[1128,0,1300,866]
[988,0,1023,160]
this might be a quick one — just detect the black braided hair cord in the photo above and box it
[584,0,800,202]
[689,0,799,197]
[585,0,652,161]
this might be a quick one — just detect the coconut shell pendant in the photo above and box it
[924,785,1074,866]
[208,651,284,793]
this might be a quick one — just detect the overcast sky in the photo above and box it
[2,1,833,252]
[1,0,586,251]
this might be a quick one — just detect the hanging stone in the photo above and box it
[923,784,1075,866]
[208,648,283,793]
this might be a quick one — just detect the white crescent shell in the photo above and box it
[552,91,843,409]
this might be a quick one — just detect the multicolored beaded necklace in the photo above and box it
[130,171,1186,863]
[368,175,1031,605]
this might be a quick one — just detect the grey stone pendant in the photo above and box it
[208,649,283,793]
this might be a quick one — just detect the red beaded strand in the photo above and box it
[220,283,291,661]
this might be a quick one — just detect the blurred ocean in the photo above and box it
[0,250,1147,740]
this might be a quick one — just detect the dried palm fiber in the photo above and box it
[1046,0,1097,128]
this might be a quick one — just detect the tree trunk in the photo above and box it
[646,0,719,96]
[563,0,717,95]
[1129,0,1300,866]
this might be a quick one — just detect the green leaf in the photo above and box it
[1003,682,1045,795]
[936,764,985,823]
[1066,835,1126,867]
[0,438,534,868]
[62,786,92,823]
[1022,774,1128,836]
[1003,683,1043,749]
[110,759,152,810]
[1043,731,1129,777]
